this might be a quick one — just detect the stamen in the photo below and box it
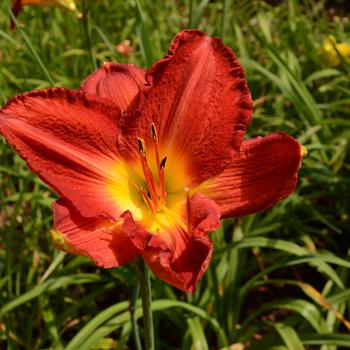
[136,137,159,209]
[135,125,169,212]
[150,123,168,206]
[159,157,167,204]
[160,157,167,169]
[151,122,158,142]
[184,187,192,233]
[137,137,146,156]
[150,123,161,187]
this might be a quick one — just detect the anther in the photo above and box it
[160,156,167,170]
[159,157,167,204]
[137,137,146,156]
[151,122,158,142]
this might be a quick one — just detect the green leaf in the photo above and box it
[301,334,350,347]
[216,237,345,288]
[66,299,228,350]
[274,321,305,350]
[187,317,209,350]
[240,299,328,334]
[0,274,103,315]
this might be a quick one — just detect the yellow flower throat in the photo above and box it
[109,123,189,234]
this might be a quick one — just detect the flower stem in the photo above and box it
[130,281,142,350]
[136,258,155,350]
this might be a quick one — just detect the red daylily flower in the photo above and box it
[11,0,81,29]
[0,30,304,293]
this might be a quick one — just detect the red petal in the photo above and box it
[81,63,146,112]
[123,193,221,293]
[119,30,252,183]
[0,88,122,218]
[53,199,139,267]
[199,132,303,217]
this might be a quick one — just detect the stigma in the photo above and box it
[135,123,167,212]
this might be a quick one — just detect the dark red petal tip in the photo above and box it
[119,30,253,185]
[201,132,303,218]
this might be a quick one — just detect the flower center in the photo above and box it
[108,123,190,233]
[134,123,167,213]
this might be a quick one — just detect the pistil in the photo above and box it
[137,185,157,212]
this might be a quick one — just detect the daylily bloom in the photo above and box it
[11,0,82,28]
[321,35,350,66]
[0,30,304,293]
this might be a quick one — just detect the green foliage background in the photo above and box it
[0,0,350,349]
